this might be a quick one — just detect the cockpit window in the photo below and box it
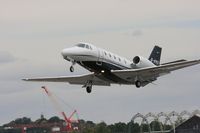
[86,45,89,49]
[76,43,85,48]
[76,43,92,50]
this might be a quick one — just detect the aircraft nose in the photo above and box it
[61,48,74,57]
[61,48,76,61]
[61,46,91,61]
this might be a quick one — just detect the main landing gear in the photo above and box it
[83,80,93,93]
[86,86,92,93]
[135,80,141,88]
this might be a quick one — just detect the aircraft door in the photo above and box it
[97,48,104,65]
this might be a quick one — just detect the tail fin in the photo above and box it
[148,45,162,66]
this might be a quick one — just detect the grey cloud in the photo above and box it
[1,0,200,40]
[132,30,143,37]
[0,51,16,64]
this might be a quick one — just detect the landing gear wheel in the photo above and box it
[86,86,92,93]
[70,66,74,72]
[135,80,141,88]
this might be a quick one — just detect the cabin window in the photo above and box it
[124,60,126,64]
[104,52,107,56]
[118,57,121,61]
[109,54,112,58]
[114,56,116,59]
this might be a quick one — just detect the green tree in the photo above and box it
[86,121,96,128]
[164,124,172,130]
[82,128,95,133]
[127,122,140,133]
[48,116,60,123]
[14,117,32,124]
[94,122,111,133]
[108,122,127,133]
[141,123,149,133]
[150,120,162,131]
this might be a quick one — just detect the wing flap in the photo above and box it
[161,59,186,65]
[112,59,200,82]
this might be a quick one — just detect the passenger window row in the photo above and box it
[104,51,127,64]
[76,44,127,64]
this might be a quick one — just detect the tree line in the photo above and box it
[0,116,172,133]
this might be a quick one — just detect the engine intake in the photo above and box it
[133,56,140,64]
[132,56,155,68]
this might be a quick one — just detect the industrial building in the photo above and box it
[130,110,200,133]
[170,115,200,133]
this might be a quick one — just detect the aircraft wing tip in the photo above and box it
[22,78,29,81]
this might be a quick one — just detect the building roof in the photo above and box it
[175,115,200,130]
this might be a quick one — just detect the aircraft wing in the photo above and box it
[23,73,110,86]
[111,59,200,85]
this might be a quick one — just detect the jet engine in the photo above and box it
[133,56,155,68]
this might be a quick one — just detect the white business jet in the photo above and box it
[23,43,200,93]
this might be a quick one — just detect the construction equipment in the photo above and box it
[41,86,79,131]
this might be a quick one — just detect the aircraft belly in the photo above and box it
[78,61,132,84]
[80,61,124,72]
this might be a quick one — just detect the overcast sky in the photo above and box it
[0,0,200,125]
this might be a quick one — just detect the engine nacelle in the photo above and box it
[133,56,155,68]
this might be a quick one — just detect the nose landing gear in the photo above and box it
[70,62,76,72]
[70,66,74,72]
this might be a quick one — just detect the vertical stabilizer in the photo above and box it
[148,46,162,66]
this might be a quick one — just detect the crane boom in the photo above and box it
[41,86,78,131]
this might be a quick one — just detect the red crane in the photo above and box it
[42,86,79,131]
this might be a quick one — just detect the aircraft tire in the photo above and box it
[135,81,141,88]
[86,86,92,93]
[70,66,74,72]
